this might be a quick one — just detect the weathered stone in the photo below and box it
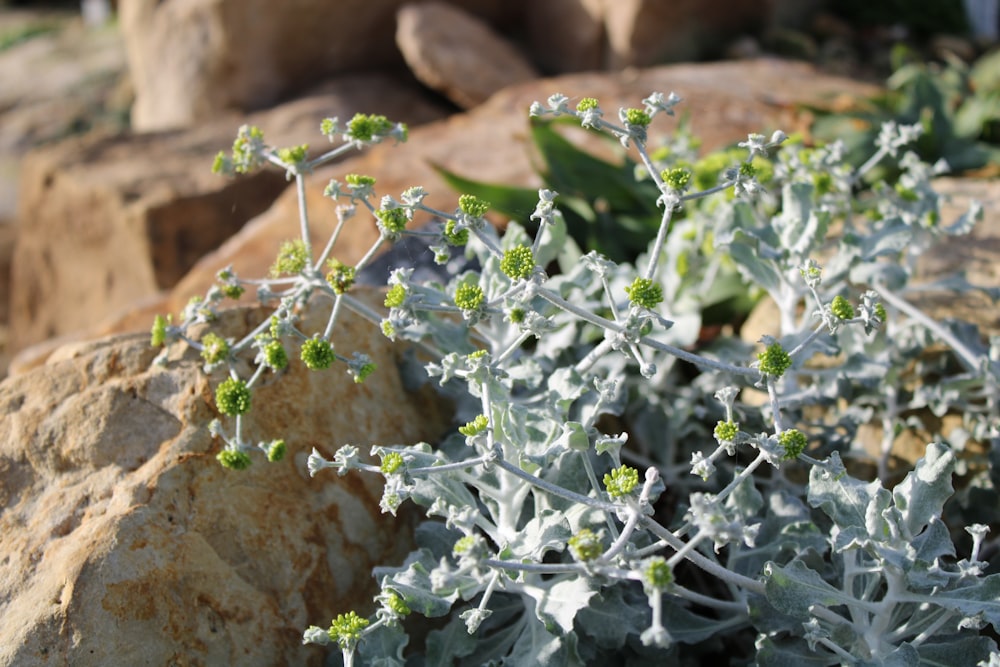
[396,2,540,109]
[0,289,449,666]
[8,74,448,360]
[523,0,604,73]
[120,0,516,131]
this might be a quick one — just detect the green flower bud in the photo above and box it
[831,295,855,320]
[443,219,469,246]
[778,429,807,460]
[325,258,356,294]
[384,591,410,617]
[623,108,651,126]
[270,239,309,277]
[604,466,639,498]
[459,414,489,437]
[215,377,251,416]
[300,337,335,370]
[266,439,287,462]
[380,451,404,475]
[454,282,485,312]
[344,173,376,187]
[714,420,739,443]
[739,161,756,179]
[661,167,691,191]
[875,303,887,320]
[328,610,369,649]
[453,534,478,555]
[276,143,309,164]
[500,244,535,281]
[643,557,674,590]
[576,97,599,112]
[381,320,396,339]
[568,528,603,562]
[150,314,170,347]
[346,113,393,142]
[458,194,490,218]
[758,342,792,378]
[263,340,288,370]
[199,332,230,365]
[217,448,252,470]
[376,207,408,235]
[384,284,407,308]
[625,277,663,309]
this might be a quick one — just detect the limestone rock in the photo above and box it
[8,74,448,360]
[524,0,605,73]
[120,0,516,131]
[396,2,540,109]
[0,290,449,666]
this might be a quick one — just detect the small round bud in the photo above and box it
[500,244,535,281]
[300,337,336,370]
[643,557,674,590]
[714,420,739,443]
[568,528,603,562]
[380,451,404,475]
[459,194,490,218]
[266,440,287,462]
[604,466,639,498]
[625,277,663,309]
[831,295,855,320]
[454,283,485,312]
[778,429,807,460]
[270,239,309,277]
[443,219,469,246]
[215,377,251,416]
[200,332,230,365]
[384,284,407,308]
[217,449,252,470]
[758,342,792,378]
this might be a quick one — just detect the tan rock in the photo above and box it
[0,290,449,666]
[524,0,605,73]
[396,2,540,109]
[8,74,448,361]
[120,0,516,131]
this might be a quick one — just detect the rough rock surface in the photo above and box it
[0,290,449,666]
[396,2,540,109]
[120,0,515,131]
[8,74,448,360]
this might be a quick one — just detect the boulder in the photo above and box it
[396,2,540,109]
[8,74,448,361]
[524,0,826,71]
[0,289,450,666]
[120,0,517,131]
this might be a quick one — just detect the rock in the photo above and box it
[120,0,516,131]
[0,10,130,221]
[0,290,450,666]
[396,2,540,109]
[8,74,448,362]
[523,0,605,73]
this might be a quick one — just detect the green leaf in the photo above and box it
[927,574,1000,629]
[916,636,997,667]
[728,231,781,294]
[763,559,857,617]
[574,587,648,650]
[808,452,890,533]
[507,509,571,560]
[426,615,479,666]
[891,442,955,537]
[774,182,830,257]
[532,576,597,635]
[432,162,540,223]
